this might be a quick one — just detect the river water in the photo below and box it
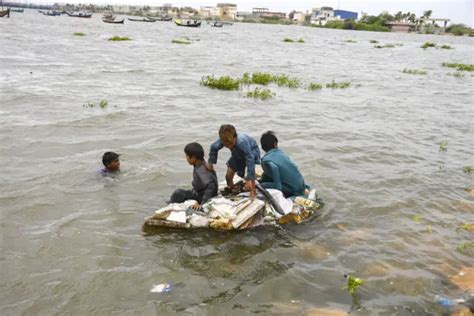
[1,10,473,315]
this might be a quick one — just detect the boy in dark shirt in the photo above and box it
[170,142,218,209]
[99,152,121,176]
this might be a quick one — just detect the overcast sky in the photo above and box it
[38,0,473,25]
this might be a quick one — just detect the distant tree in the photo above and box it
[394,11,403,21]
[408,13,416,23]
[422,10,432,19]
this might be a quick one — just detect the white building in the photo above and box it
[310,6,336,25]
[292,11,306,23]
[217,3,237,20]
[199,6,219,18]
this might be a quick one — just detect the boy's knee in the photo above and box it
[170,189,189,203]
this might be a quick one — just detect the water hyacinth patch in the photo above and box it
[246,87,275,100]
[297,38,305,43]
[83,100,108,108]
[251,72,274,85]
[200,75,241,90]
[272,74,301,88]
[442,62,474,71]
[307,83,323,90]
[326,80,351,89]
[109,36,131,41]
[402,68,427,75]
[74,32,86,36]
[440,44,453,49]
[421,41,437,49]
[463,166,474,174]
[283,38,294,43]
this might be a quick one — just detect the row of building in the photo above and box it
[53,2,358,24]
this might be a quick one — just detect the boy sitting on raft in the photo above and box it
[260,131,305,197]
[207,124,261,198]
[99,151,121,176]
[169,142,218,209]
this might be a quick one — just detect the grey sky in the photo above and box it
[45,0,474,25]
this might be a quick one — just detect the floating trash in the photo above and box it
[150,283,173,293]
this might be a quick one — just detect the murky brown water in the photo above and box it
[1,10,473,315]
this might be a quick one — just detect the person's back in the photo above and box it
[260,131,305,197]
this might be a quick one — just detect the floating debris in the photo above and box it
[150,283,173,293]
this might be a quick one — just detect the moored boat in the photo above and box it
[211,21,224,27]
[128,17,155,22]
[174,18,201,27]
[65,11,92,18]
[102,18,124,24]
[43,10,61,16]
[0,8,9,17]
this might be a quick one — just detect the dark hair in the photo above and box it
[219,124,237,144]
[102,152,120,167]
[260,131,278,152]
[184,142,204,160]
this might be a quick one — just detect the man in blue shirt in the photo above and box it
[259,131,305,197]
[207,124,260,198]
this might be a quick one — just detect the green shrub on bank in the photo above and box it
[200,75,241,90]
[446,23,471,36]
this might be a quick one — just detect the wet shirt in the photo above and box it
[208,133,261,180]
[192,161,218,204]
[260,148,305,197]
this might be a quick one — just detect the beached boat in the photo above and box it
[128,17,155,22]
[174,18,201,27]
[0,8,9,17]
[65,11,92,18]
[102,18,124,24]
[144,181,323,231]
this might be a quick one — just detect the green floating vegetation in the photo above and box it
[374,43,395,49]
[449,71,465,78]
[402,68,427,75]
[463,166,474,174]
[442,62,474,72]
[83,100,108,108]
[297,38,305,43]
[458,223,474,232]
[412,215,422,223]
[326,80,351,89]
[457,241,474,252]
[250,72,274,85]
[439,141,448,152]
[369,40,379,43]
[74,32,86,36]
[343,275,364,296]
[241,72,301,88]
[200,75,241,91]
[440,44,453,50]
[246,87,275,100]
[421,41,437,49]
[273,74,301,88]
[307,83,323,90]
[172,38,192,44]
[108,36,131,41]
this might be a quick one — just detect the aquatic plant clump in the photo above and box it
[369,40,379,43]
[439,141,448,152]
[440,44,453,50]
[108,36,131,41]
[83,100,108,108]
[463,166,474,174]
[343,275,364,295]
[449,71,465,78]
[297,38,305,43]
[246,87,275,100]
[326,80,351,89]
[307,83,323,90]
[74,32,86,36]
[421,41,437,49]
[374,44,395,49]
[402,68,427,75]
[272,74,301,88]
[250,72,274,85]
[442,62,474,72]
[283,38,294,43]
[344,39,358,43]
[99,100,108,108]
[457,242,474,252]
[200,75,241,91]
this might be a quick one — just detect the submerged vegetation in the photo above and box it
[326,80,351,89]
[200,75,241,90]
[246,87,275,100]
[74,32,86,36]
[109,36,131,41]
[442,62,474,72]
[402,68,427,75]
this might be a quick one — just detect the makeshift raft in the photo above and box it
[144,184,323,231]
